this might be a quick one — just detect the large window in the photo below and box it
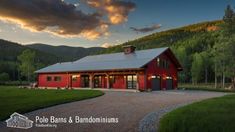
[127,75,137,89]
[54,76,61,82]
[157,58,170,69]
[46,76,52,82]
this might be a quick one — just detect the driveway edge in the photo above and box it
[138,102,191,132]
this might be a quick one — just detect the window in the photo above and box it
[46,76,52,81]
[127,75,137,89]
[157,58,170,69]
[72,75,78,81]
[166,61,170,69]
[54,76,61,82]
[156,58,160,67]
[109,76,115,84]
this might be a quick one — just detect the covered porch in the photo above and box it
[69,69,146,91]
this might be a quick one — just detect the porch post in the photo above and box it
[67,72,70,88]
[144,70,147,91]
[136,72,139,91]
[89,74,93,88]
[107,74,110,89]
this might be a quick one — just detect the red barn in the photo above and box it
[36,46,182,91]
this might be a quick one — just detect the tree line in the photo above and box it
[172,5,235,89]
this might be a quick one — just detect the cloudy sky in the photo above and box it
[0,0,234,47]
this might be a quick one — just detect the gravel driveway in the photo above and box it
[0,90,226,132]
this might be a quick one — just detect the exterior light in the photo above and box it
[166,76,172,79]
[151,75,156,78]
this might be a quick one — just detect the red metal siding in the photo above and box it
[138,74,145,91]
[38,73,69,88]
[71,75,81,87]
[112,75,126,89]
[101,76,107,88]
[146,53,178,90]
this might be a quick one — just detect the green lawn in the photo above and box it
[159,94,235,132]
[0,86,104,120]
[179,83,235,93]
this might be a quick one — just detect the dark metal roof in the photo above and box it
[36,47,173,73]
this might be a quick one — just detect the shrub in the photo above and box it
[0,72,10,82]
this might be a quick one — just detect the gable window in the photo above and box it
[54,76,61,82]
[157,58,160,67]
[157,58,170,69]
[166,61,170,69]
[46,76,52,82]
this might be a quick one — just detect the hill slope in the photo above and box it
[0,39,60,80]
[27,44,105,61]
[98,20,223,54]
[0,39,58,64]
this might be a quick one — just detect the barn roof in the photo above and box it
[35,47,182,73]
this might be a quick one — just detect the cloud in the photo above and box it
[130,24,162,33]
[101,42,113,48]
[0,0,135,40]
[85,0,136,24]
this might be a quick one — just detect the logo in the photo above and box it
[5,112,33,129]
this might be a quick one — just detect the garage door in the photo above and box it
[151,77,161,91]
[166,79,173,90]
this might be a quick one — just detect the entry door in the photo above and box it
[166,79,173,90]
[81,75,89,87]
[94,76,102,88]
[127,75,137,89]
[152,77,161,91]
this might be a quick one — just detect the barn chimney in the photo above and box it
[123,45,136,54]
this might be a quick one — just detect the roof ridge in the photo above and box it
[79,47,169,58]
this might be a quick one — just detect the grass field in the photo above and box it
[159,94,235,132]
[0,86,104,120]
[179,83,235,92]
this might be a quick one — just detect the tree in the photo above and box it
[219,5,235,89]
[0,72,10,82]
[201,51,211,84]
[191,53,204,84]
[223,5,235,34]
[173,46,189,83]
[17,49,36,82]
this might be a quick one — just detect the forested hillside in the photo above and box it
[98,20,223,53]
[27,44,104,61]
[0,39,59,81]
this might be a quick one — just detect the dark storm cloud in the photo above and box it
[130,24,162,33]
[0,0,109,39]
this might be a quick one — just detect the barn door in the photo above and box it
[166,79,173,90]
[151,76,161,91]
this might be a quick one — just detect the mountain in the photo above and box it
[27,44,105,61]
[0,39,60,80]
[98,20,223,54]
[0,39,59,64]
